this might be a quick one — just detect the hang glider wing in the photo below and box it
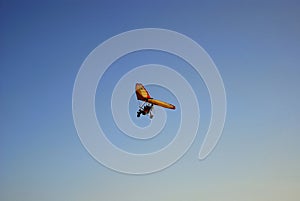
[135,83,176,110]
[147,98,176,110]
[136,83,151,101]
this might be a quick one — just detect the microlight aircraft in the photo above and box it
[135,83,176,119]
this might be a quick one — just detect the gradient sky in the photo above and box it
[1,0,300,201]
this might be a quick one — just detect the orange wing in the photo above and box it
[136,83,151,101]
[147,99,176,110]
[135,83,176,110]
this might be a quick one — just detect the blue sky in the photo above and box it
[1,0,300,200]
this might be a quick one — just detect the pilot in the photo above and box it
[137,103,153,117]
[143,103,153,113]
